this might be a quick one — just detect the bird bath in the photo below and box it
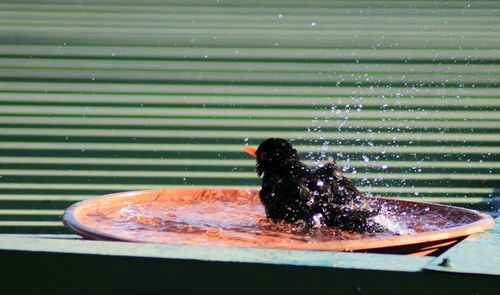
[63,188,494,256]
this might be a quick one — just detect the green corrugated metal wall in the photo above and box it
[0,0,499,235]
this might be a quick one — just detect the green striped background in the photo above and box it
[0,0,498,235]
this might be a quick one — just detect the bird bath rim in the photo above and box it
[62,188,495,256]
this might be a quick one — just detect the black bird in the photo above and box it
[243,138,384,233]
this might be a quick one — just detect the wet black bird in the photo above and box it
[244,138,383,233]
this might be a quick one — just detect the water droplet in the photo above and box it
[312,213,323,227]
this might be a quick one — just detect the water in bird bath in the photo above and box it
[76,189,482,249]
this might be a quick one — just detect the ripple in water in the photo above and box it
[81,190,479,249]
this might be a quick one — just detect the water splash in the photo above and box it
[81,190,480,248]
[372,208,415,235]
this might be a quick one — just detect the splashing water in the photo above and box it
[372,205,415,235]
[80,190,480,248]
[303,96,366,166]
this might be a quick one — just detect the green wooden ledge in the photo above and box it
[426,217,500,276]
[0,235,432,272]
[0,217,498,294]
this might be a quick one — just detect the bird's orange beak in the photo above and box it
[242,146,257,158]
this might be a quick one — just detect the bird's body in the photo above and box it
[259,160,311,223]
[250,138,384,233]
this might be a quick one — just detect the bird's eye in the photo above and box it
[260,152,269,160]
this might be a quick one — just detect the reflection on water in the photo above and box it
[82,190,479,249]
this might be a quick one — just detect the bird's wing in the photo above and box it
[259,168,313,222]
[312,161,383,232]
[313,161,364,204]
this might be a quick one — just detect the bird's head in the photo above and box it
[243,138,300,177]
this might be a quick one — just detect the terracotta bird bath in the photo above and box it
[63,188,494,256]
